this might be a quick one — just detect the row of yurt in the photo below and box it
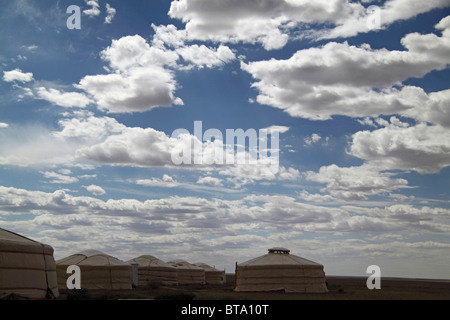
[235,247,328,293]
[127,255,177,286]
[56,250,133,290]
[167,259,205,285]
[0,228,59,299]
[1,228,327,297]
[194,262,225,284]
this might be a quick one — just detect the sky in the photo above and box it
[0,0,449,280]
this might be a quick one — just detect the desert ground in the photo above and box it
[56,274,450,300]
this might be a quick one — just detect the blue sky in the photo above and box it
[1,0,449,279]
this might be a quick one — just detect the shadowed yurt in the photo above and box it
[0,228,59,299]
[194,262,225,285]
[127,255,177,286]
[167,259,205,285]
[235,247,328,293]
[56,249,132,291]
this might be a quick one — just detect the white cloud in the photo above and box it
[298,190,335,203]
[75,26,238,113]
[176,44,235,69]
[0,123,78,167]
[76,126,178,167]
[0,123,8,129]
[77,35,182,113]
[304,133,322,146]
[84,0,100,17]
[136,175,179,188]
[58,169,72,175]
[1,186,447,238]
[260,125,290,134]
[168,0,362,49]
[168,0,450,49]
[316,0,450,40]
[104,3,116,24]
[241,20,450,120]
[349,123,450,174]
[3,68,34,83]
[305,164,410,200]
[36,87,92,108]
[41,171,79,184]
[54,114,126,142]
[84,184,106,196]
[151,24,187,48]
[1,186,449,277]
[197,176,223,186]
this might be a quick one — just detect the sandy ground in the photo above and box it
[55,274,450,300]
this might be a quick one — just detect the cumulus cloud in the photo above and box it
[41,171,79,184]
[1,186,448,276]
[73,22,238,113]
[242,19,450,120]
[349,123,450,174]
[168,0,450,48]
[84,184,106,196]
[168,0,363,49]
[305,164,410,201]
[104,3,116,24]
[316,0,450,40]
[0,123,78,167]
[298,190,335,203]
[1,186,448,237]
[84,0,100,17]
[136,175,179,188]
[176,44,235,69]
[401,89,450,127]
[76,126,178,166]
[54,114,126,142]
[304,133,322,146]
[77,35,181,113]
[197,176,223,186]
[36,87,92,108]
[3,68,34,83]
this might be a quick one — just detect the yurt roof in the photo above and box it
[0,227,34,242]
[238,248,323,267]
[127,255,176,268]
[193,262,221,272]
[56,249,128,266]
[0,227,53,254]
[167,259,204,270]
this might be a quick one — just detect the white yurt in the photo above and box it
[0,228,59,299]
[235,247,328,293]
[194,262,225,285]
[56,249,132,291]
[166,259,205,285]
[127,255,178,286]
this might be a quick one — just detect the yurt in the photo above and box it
[194,262,225,285]
[166,259,205,285]
[56,249,132,291]
[235,247,328,293]
[127,255,178,286]
[0,228,59,299]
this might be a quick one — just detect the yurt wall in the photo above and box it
[56,249,132,291]
[235,247,328,293]
[127,255,178,286]
[0,228,59,299]
[167,259,205,285]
